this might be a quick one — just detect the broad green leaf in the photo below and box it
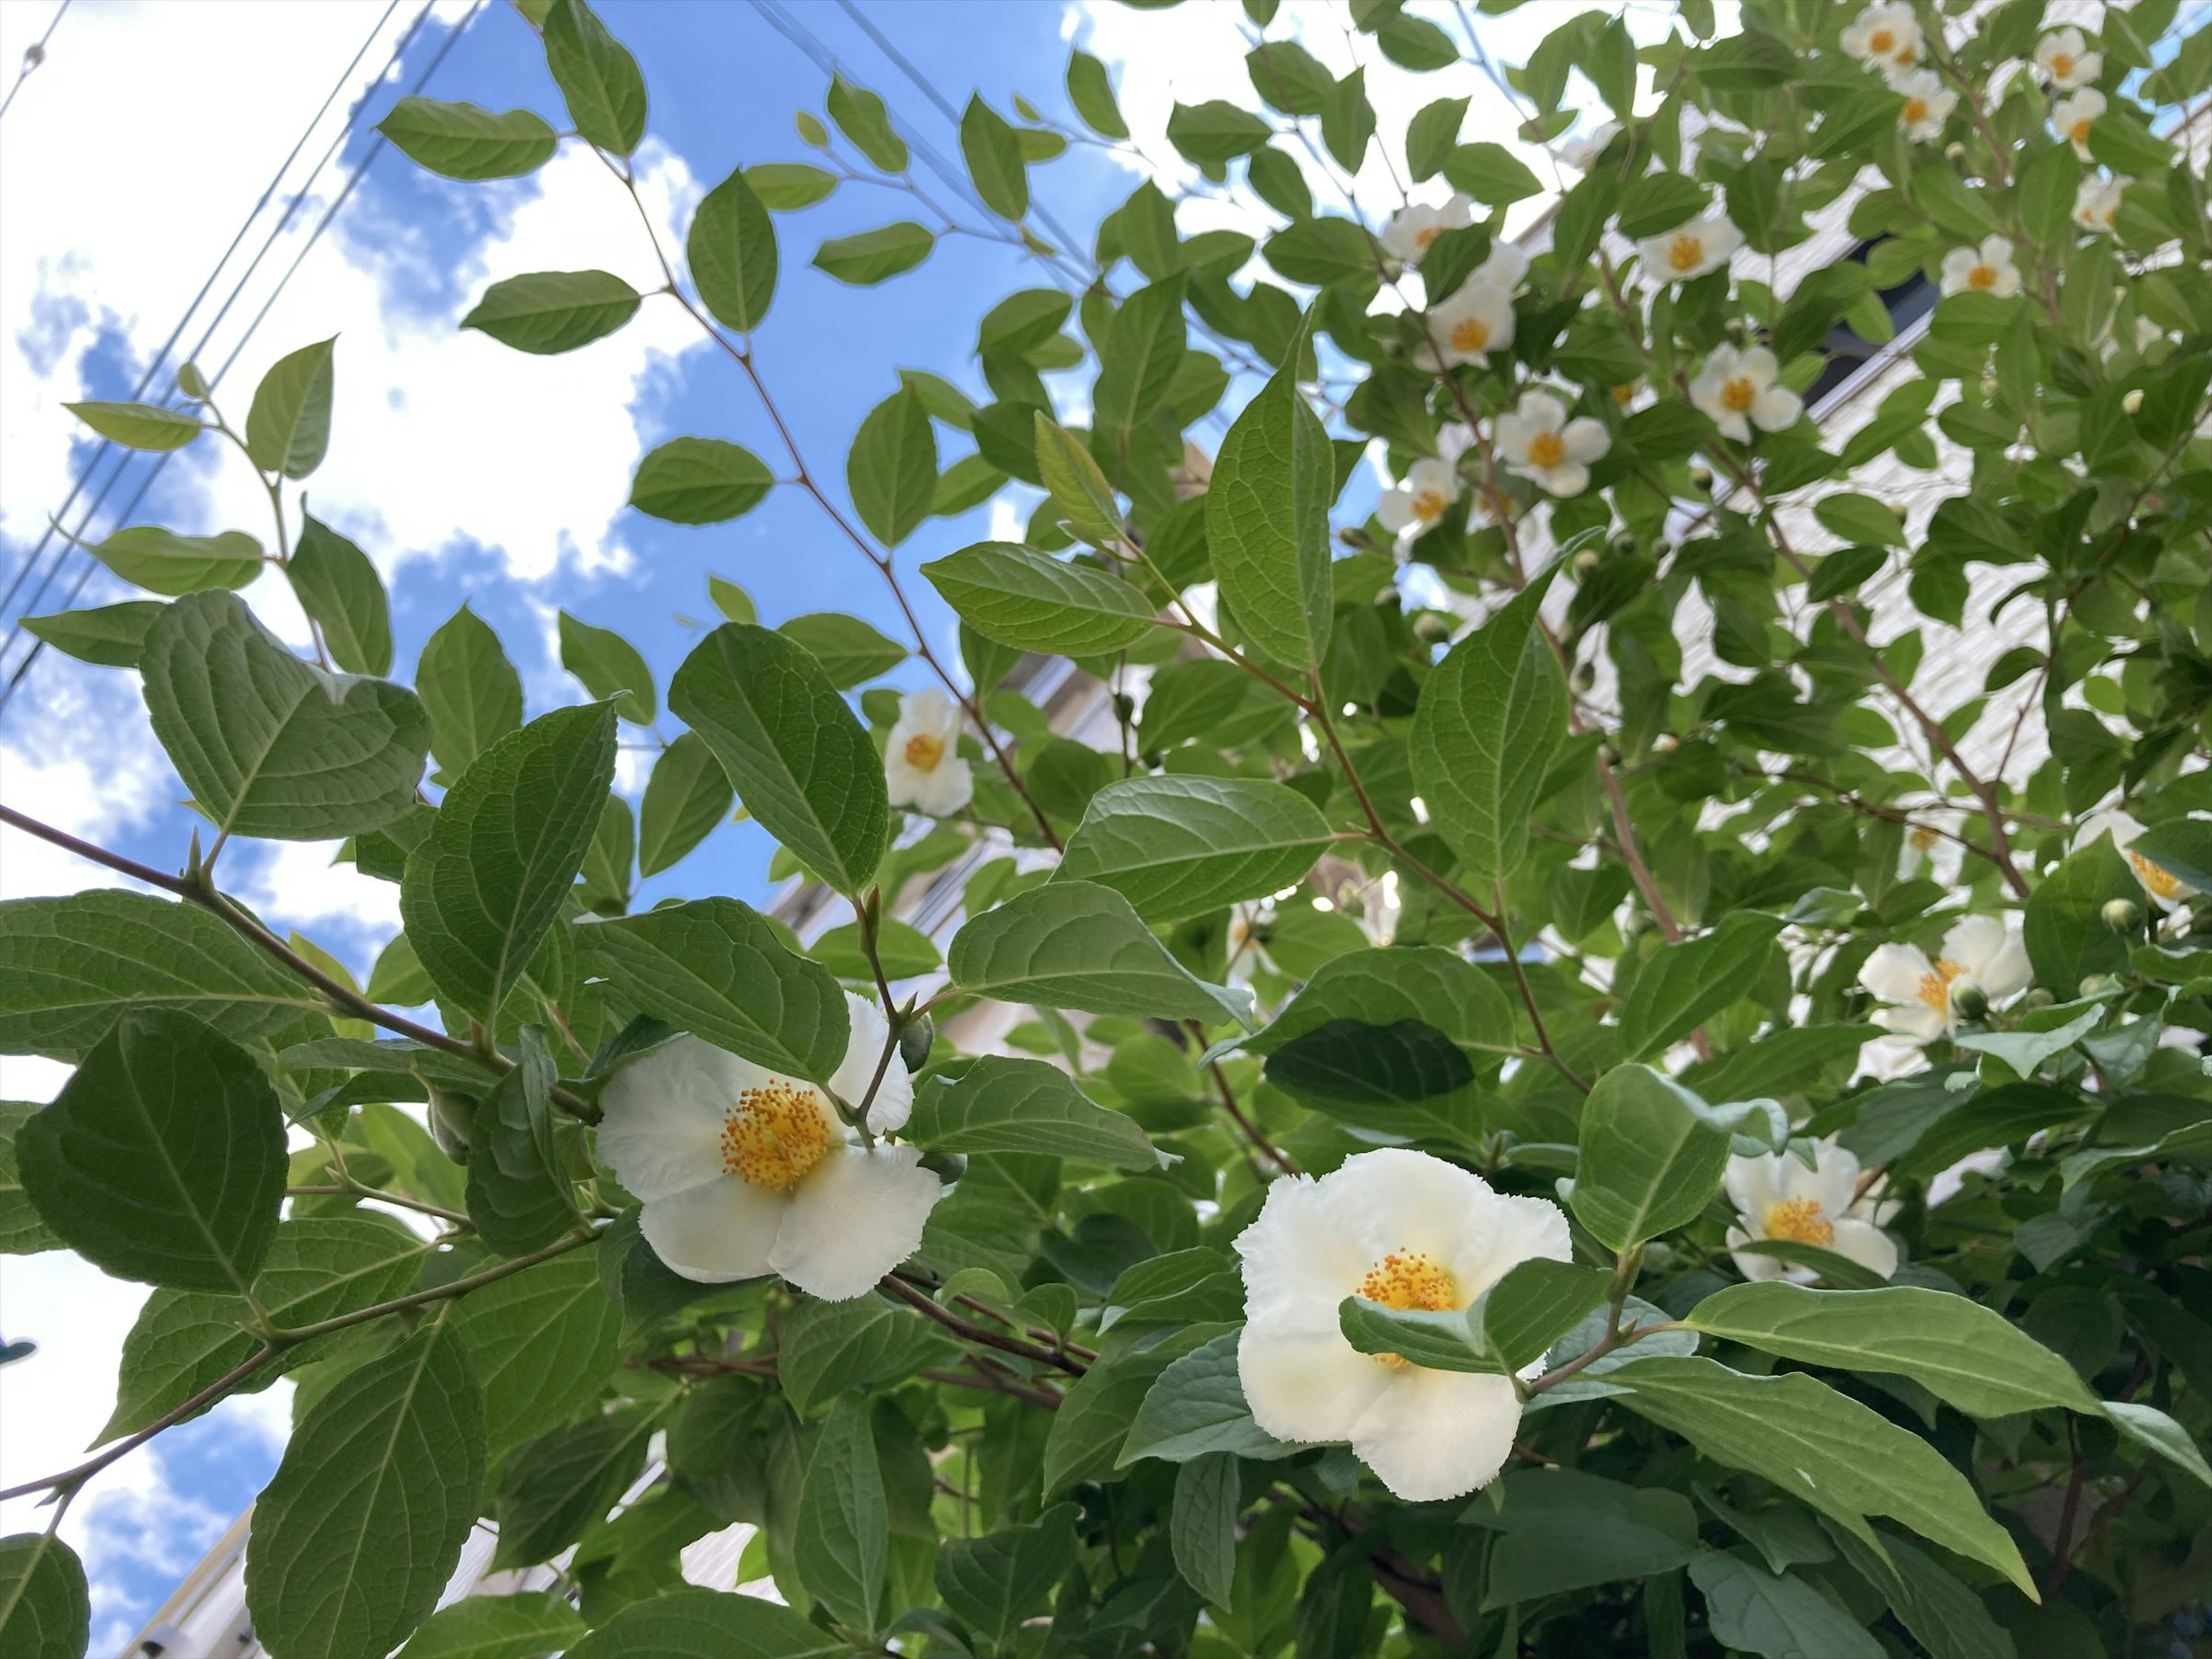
[911,1055,1159,1168]
[416,603,524,778]
[1572,1065,1741,1252]
[0,1532,88,1659]
[1687,1551,1887,1659]
[948,881,1251,1026]
[243,1318,488,1659]
[1339,1297,1498,1372]
[17,1008,284,1291]
[558,610,656,722]
[1243,944,1517,1060]
[1475,1257,1613,1371]
[0,889,323,1060]
[245,335,336,478]
[1043,1325,1218,1493]
[1121,1330,1293,1464]
[813,222,936,285]
[2023,837,2138,994]
[401,702,618,1018]
[1171,1455,1240,1607]
[797,1396,889,1635]
[937,1504,1081,1645]
[961,94,1028,219]
[1166,99,1271,165]
[1465,1469,1699,1608]
[493,1405,657,1569]
[1820,1522,2017,1659]
[464,270,642,354]
[777,1293,958,1415]
[466,1027,577,1253]
[921,541,1157,655]
[638,730,734,875]
[1207,341,1333,669]
[1409,571,1567,883]
[746,161,837,210]
[1034,414,1123,544]
[778,612,907,690]
[668,623,888,894]
[1056,775,1334,922]
[1609,1355,2034,1594]
[1405,94,1468,180]
[629,437,774,524]
[450,1248,621,1461]
[562,1586,844,1659]
[1102,1248,1242,1330]
[64,399,201,450]
[809,918,938,981]
[543,0,646,154]
[578,897,849,1082]
[2103,1399,2212,1488]
[709,573,757,623]
[377,96,558,179]
[933,451,1006,518]
[1684,1282,2099,1418]
[827,75,907,171]
[848,387,937,548]
[102,1217,423,1440]
[1066,48,1129,139]
[1620,911,1785,1060]
[0,1103,65,1255]
[581,789,634,911]
[2119,816,2212,896]
[689,164,777,332]
[289,513,393,676]
[396,1593,586,1659]
[141,590,429,840]
[89,524,261,594]
[20,600,164,668]
[1094,276,1188,431]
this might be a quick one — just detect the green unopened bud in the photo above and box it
[1573,547,1602,575]
[1688,462,1713,492]
[426,1082,474,1162]
[1112,692,1137,723]
[176,361,208,399]
[2103,896,2143,934]
[1948,976,1988,1021]
[2020,987,2055,1011]
[1608,530,1639,558]
[1596,740,1621,767]
[1979,370,1998,397]
[918,1149,967,1185]
[1944,141,1965,160]
[2078,972,2119,998]
[899,1013,936,1073]
[1413,612,1455,643]
[1571,662,1597,693]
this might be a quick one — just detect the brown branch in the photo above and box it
[880,1273,1088,1374]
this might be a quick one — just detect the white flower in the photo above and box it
[1938,235,2022,297]
[1892,67,1957,141]
[1414,278,1517,370]
[2073,173,2128,233]
[884,687,974,817]
[1896,818,1964,886]
[1376,456,1461,540]
[1555,120,1619,171]
[1688,344,1803,443]
[1233,1149,1571,1502]
[1380,194,1472,267]
[1724,1139,1899,1284]
[1473,240,1531,299]
[2076,808,2199,910]
[2052,88,2105,157]
[1637,211,1743,284]
[596,995,937,1299]
[1495,391,1609,497]
[1842,3,1922,69]
[1858,914,2033,1041]
[2035,26,2102,89]
[2134,316,2169,353]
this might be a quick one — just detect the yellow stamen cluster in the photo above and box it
[1668,233,1706,272]
[1967,264,1998,290]
[1915,956,1965,1012]
[2050,50,2075,77]
[1527,430,1567,469]
[1357,1250,1458,1368]
[1764,1195,1836,1248]
[1449,316,1489,353]
[903,731,946,772]
[719,1080,832,1190]
[1868,26,1894,53]
[1415,224,1444,249]
[1721,376,1758,413]
[1902,97,1929,124]
[2127,850,2184,901]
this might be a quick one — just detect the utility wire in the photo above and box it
[0,0,70,124]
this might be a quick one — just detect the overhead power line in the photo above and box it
[0,0,71,124]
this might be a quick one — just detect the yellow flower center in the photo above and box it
[1967,263,1998,290]
[2127,850,2184,901]
[1720,376,1758,413]
[1415,224,1444,249]
[719,1078,833,1190]
[1868,26,1894,53]
[1916,957,1965,1013]
[2051,50,2074,77]
[1410,488,1448,522]
[1527,430,1567,469]
[1357,1250,1459,1368]
[1896,43,1916,65]
[1763,1195,1836,1248]
[1668,233,1707,272]
[2068,118,2092,142]
[1449,316,1490,353]
[1611,381,1638,404]
[1910,825,1941,852]
[1903,97,1929,123]
[903,731,946,771]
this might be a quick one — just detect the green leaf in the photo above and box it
[1207,340,1334,669]
[450,1248,620,1462]
[1056,776,1334,922]
[417,603,524,778]
[396,1593,586,1659]
[17,1008,283,1291]
[1443,141,1543,205]
[1609,1355,2035,1594]
[1572,1065,1750,1253]
[745,161,838,210]
[1405,95,1468,181]
[1687,1551,1887,1659]
[688,164,778,332]
[777,1293,958,1416]
[921,541,1157,656]
[562,1586,847,1658]
[797,1396,889,1635]
[467,1028,577,1253]
[20,600,164,668]
[911,1055,1159,1168]
[1042,1327,1214,1494]
[0,1532,88,1659]
[668,623,888,895]
[1167,99,1272,165]
[245,336,336,479]
[629,437,775,525]
[88,524,261,595]
[709,573,757,623]
[1476,1257,1613,1371]
[1034,415,1123,544]
[1620,912,1785,1060]
[244,1318,488,1659]
[102,1218,423,1440]
[1813,492,1908,548]
[64,399,202,450]
[1121,1330,1292,1464]
[493,1405,656,1569]
[0,1103,64,1255]
[827,75,908,171]
[1094,276,1188,432]
[961,94,1028,220]
[948,880,1251,1026]
[401,701,618,1018]
[809,918,938,981]
[463,270,642,354]
[937,1504,1081,1645]
[1820,1522,2017,1659]
[1066,48,1129,139]
[2103,1399,2212,1488]
[2124,817,2212,894]
[578,897,849,1082]
[2024,837,2139,994]
[1320,67,1376,171]
[1684,1282,2099,1418]
[1171,1454,1240,1607]
[543,0,646,154]
[1242,944,1518,1059]
[813,222,936,285]
[847,387,938,547]
[559,611,657,723]
[1245,39,1333,114]
[1409,571,1567,884]
[377,96,558,180]
[289,513,393,676]
[0,889,323,1060]
[1339,1296,1498,1372]
[638,730,734,875]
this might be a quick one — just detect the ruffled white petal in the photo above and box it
[1751,387,1801,431]
[1873,1003,1949,1040]
[1829,1217,1900,1280]
[599,1036,768,1202]
[1726,1224,1804,1283]
[1236,1172,1384,1330]
[1724,1154,1784,1219]
[829,991,914,1134]
[1560,417,1611,463]
[1860,942,1937,1005]
[771,1143,940,1300]
[1376,488,1417,533]
[912,755,974,817]
[1316,1148,1496,1267]
[1238,1324,1395,1444]
[641,1173,786,1283]
[1350,1367,1522,1502]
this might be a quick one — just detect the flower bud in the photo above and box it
[1573,547,1601,575]
[1944,141,1965,159]
[2020,987,2055,1011]
[2122,388,2145,415]
[1653,732,1680,752]
[177,361,209,399]
[900,1013,936,1073]
[2078,972,2119,998]
[1596,740,1621,767]
[426,1081,474,1162]
[1609,530,1639,558]
[1688,462,1713,492]
[2102,896,2143,934]
[1413,612,1455,643]
[1979,370,1998,397]
[918,1149,967,1184]
[1112,691,1137,723]
[1948,976,1988,1021]
[1571,662,1597,692]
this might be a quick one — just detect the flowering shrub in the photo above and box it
[3,1,2210,1656]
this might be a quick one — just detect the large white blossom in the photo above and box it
[1892,68,1957,141]
[1380,194,1472,267]
[1637,211,1743,284]
[1376,456,1461,540]
[2073,174,2128,233]
[2076,808,2200,911]
[1414,272,1518,370]
[2035,26,2103,90]
[1939,235,2022,297]
[885,687,974,817]
[1724,1139,1899,1283]
[1495,391,1609,497]
[1233,1150,1571,1502]
[1859,914,2032,1040]
[596,995,937,1298]
[1688,344,1803,442]
[1842,2,1923,70]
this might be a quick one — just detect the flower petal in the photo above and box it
[1724,1153,1784,1218]
[1751,387,1801,431]
[1859,942,1937,1005]
[916,757,975,817]
[1316,1149,1498,1268]
[1236,1173,1373,1332]
[831,992,915,1134]
[1376,488,1416,533]
[599,1036,763,1202]
[1828,1217,1899,1281]
[1561,418,1611,463]
[771,1143,941,1299]
[1350,1366,1522,1501]
[641,1173,786,1283]
[1240,1325,1395,1446]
